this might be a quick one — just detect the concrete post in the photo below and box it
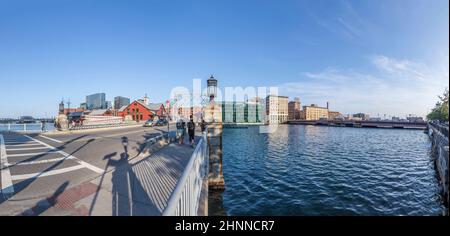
[204,99,225,190]
[207,123,225,190]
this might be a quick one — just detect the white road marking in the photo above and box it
[5,143,42,147]
[5,156,76,166]
[8,150,58,157]
[25,135,103,173]
[6,146,53,151]
[4,141,37,145]
[39,135,63,144]
[11,165,85,181]
[0,134,14,196]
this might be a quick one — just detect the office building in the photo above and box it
[266,95,289,124]
[114,96,131,110]
[288,98,301,120]
[300,104,329,120]
[86,93,106,110]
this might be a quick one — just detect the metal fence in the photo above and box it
[68,122,136,130]
[162,131,209,216]
[429,121,449,139]
[0,123,55,133]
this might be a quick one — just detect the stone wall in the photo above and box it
[428,122,449,213]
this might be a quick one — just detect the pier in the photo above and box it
[288,120,427,129]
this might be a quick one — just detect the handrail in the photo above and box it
[429,121,449,140]
[0,123,53,133]
[163,131,208,216]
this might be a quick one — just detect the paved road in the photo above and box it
[0,124,198,215]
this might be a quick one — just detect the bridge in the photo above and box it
[1,124,209,216]
[288,119,427,129]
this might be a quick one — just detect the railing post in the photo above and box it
[24,123,26,132]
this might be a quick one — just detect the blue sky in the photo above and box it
[0,0,448,118]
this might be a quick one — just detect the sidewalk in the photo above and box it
[1,133,201,216]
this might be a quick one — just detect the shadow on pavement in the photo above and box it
[89,136,159,215]
[0,137,95,205]
[18,181,69,216]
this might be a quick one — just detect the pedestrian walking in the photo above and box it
[176,119,185,144]
[41,120,46,132]
[188,116,196,147]
[200,119,206,133]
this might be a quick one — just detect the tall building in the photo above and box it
[221,100,265,123]
[288,97,301,120]
[105,101,112,109]
[86,93,106,110]
[266,95,289,124]
[300,104,329,120]
[114,96,130,109]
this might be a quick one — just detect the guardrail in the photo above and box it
[429,121,449,139]
[163,131,209,216]
[68,122,137,130]
[0,123,55,133]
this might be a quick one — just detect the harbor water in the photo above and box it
[210,125,445,216]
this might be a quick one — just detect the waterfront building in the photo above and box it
[407,116,424,123]
[221,100,265,123]
[300,104,329,120]
[328,111,342,120]
[86,93,106,110]
[266,95,289,124]
[63,108,85,115]
[175,106,203,122]
[148,103,167,119]
[87,109,113,116]
[114,96,131,110]
[119,100,155,122]
[353,113,370,121]
[288,98,301,120]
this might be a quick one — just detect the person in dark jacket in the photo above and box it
[187,117,196,146]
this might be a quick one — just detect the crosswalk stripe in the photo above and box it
[39,135,63,144]
[5,156,76,166]
[5,143,43,147]
[6,146,52,151]
[24,135,103,174]
[4,141,37,145]
[0,134,14,196]
[7,150,58,157]
[11,165,85,180]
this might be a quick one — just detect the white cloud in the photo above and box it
[278,54,449,118]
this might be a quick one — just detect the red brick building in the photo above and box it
[119,100,155,122]
[147,103,167,118]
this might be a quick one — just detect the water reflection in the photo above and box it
[211,125,445,216]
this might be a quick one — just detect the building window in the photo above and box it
[140,115,143,120]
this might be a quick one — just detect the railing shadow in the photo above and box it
[88,132,199,215]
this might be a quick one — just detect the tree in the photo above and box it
[427,88,449,121]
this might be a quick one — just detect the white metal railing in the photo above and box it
[163,131,209,216]
[0,123,54,133]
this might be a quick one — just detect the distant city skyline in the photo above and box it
[0,0,448,118]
